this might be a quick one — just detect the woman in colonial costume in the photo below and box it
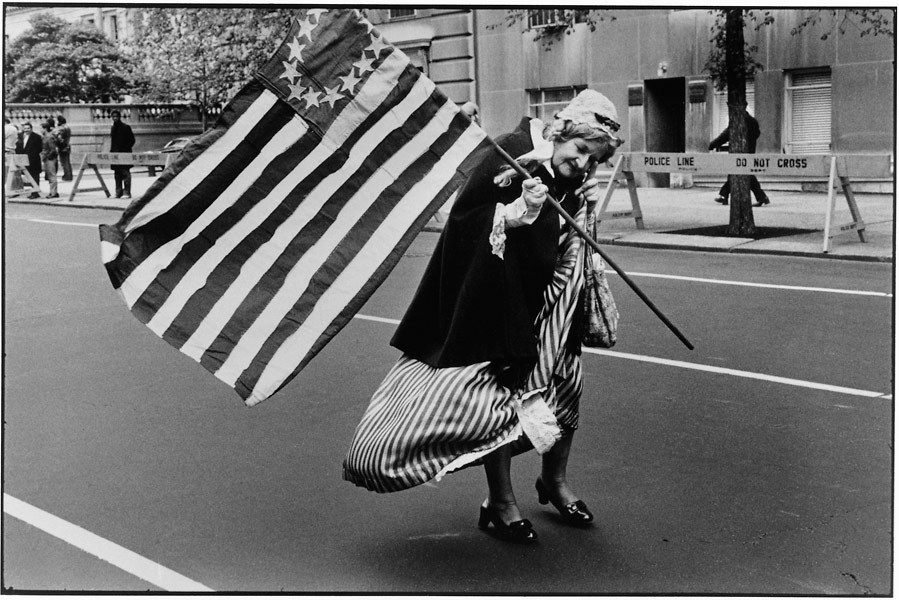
[344,90,623,544]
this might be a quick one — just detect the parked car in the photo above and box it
[158,136,195,153]
[145,136,197,175]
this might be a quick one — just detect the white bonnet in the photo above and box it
[555,89,620,137]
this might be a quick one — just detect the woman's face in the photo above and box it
[551,137,608,181]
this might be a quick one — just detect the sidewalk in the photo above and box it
[7,168,894,262]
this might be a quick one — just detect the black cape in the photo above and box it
[391,117,582,370]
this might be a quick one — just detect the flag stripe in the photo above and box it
[258,138,487,402]
[162,70,436,366]
[121,110,310,311]
[235,111,479,397]
[244,122,487,404]
[134,129,325,330]
[99,9,493,406]
[124,50,412,328]
[125,89,283,238]
[213,97,466,391]
[196,84,448,371]
[113,91,298,301]
[155,64,424,343]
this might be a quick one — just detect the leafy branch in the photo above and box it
[488,9,616,50]
[791,9,894,40]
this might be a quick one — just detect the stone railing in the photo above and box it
[5,103,215,162]
[6,103,209,126]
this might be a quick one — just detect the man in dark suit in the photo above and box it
[15,121,43,198]
[109,110,136,199]
[709,112,770,207]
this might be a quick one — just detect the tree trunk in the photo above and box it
[724,9,756,236]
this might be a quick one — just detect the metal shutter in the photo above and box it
[713,80,755,140]
[788,71,831,154]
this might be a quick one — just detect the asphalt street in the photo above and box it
[2,204,893,594]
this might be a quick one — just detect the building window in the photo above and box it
[527,10,586,29]
[528,87,584,122]
[400,45,429,76]
[784,69,832,154]
[105,13,119,41]
[712,79,755,138]
[388,9,416,20]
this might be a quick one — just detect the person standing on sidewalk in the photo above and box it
[709,112,770,207]
[40,120,59,198]
[4,118,18,153]
[109,110,135,199]
[4,118,23,190]
[54,114,73,181]
[15,122,42,198]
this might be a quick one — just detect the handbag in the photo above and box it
[581,216,619,348]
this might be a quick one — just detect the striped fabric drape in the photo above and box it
[343,203,588,493]
[99,9,488,406]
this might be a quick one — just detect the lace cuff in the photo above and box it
[489,204,508,259]
[490,198,541,259]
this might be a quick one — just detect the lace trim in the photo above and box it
[489,203,507,259]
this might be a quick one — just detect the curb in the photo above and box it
[12,199,893,264]
[603,238,892,263]
[423,222,892,263]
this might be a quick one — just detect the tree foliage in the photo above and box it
[489,9,616,49]
[791,9,894,40]
[126,8,295,126]
[5,12,135,102]
[704,10,772,92]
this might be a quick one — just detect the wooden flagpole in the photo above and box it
[486,138,694,351]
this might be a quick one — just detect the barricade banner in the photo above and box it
[4,153,43,199]
[623,153,891,178]
[69,152,172,202]
[598,152,892,253]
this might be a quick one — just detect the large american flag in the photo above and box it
[99,9,489,406]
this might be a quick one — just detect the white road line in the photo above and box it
[27,218,98,228]
[16,218,892,297]
[354,314,404,325]
[3,493,214,592]
[582,347,889,399]
[353,313,890,400]
[612,271,893,298]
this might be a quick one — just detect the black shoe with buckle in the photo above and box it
[536,478,594,527]
[478,503,538,544]
[714,196,728,205]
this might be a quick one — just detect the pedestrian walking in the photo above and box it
[54,114,73,181]
[109,110,135,199]
[460,101,479,123]
[709,111,770,207]
[344,90,623,544]
[4,117,18,153]
[40,120,59,198]
[4,117,22,190]
[15,121,42,198]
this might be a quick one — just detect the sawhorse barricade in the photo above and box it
[69,152,172,202]
[598,152,892,253]
[4,153,44,199]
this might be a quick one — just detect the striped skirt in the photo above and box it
[344,204,589,494]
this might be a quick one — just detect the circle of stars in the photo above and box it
[278,9,394,112]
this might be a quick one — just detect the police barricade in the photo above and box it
[68,152,173,202]
[4,153,44,199]
[598,152,892,253]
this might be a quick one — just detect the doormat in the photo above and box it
[662,225,818,240]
